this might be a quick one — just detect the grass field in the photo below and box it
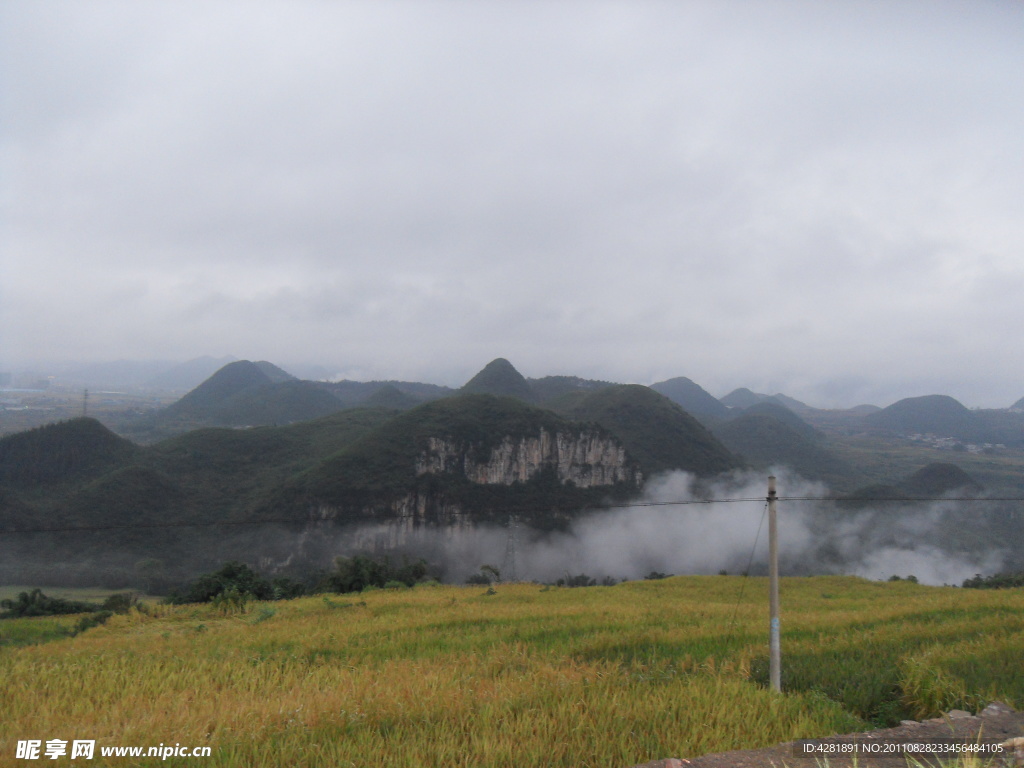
[1,576,1022,767]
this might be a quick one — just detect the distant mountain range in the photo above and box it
[3,355,1024,588]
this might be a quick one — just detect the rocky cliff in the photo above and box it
[414,429,641,488]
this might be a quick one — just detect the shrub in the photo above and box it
[167,562,274,605]
[329,555,430,594]
[0,589,99,618]
[962,571,1024,589]
[556,573,597,588]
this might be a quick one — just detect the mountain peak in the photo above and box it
[650,376,729,423]
[461,358,536,402]
[162,360,275,420]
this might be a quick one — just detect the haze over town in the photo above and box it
[3,1,1022,409]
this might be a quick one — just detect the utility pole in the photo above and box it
[768,475,781,692]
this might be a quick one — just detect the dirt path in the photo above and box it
[631,703,1024,768]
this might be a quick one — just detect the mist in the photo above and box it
[314,469,1008,587]
[1,466,1007,591]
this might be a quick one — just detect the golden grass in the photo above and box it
[1,576,1021,767]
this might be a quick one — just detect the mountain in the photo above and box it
[650,377,730,424]
[163,360,275,418]
[863,395,986,442]
[720,388,766,409]
[461,358,537,402]
[362,384,421,410]
[0,417,138,488]
[712,412,859,490]
[738,401,819,441]
[254,361,296,383]
[846,462,983,502]
[528,375,616,404]
[319,380,454,409]
[901,462,983,496]
[772,393,813,413]
[135,361,345,436]
[562,385,740,477]
[273,394,642,529]
[850,404,881,414]
[210,379,345,425]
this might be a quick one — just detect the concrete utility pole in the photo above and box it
[768,475,781,692]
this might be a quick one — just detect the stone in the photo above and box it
[981,701,1016,718]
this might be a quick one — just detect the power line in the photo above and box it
[3,494,1023,535]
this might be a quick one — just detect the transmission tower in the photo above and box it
[501,514,519,583]
[82,389,89,418]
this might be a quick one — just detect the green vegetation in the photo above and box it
[166,561,276,604]
[714,412,863,492]
[287,393,641,528]
[962,571,1024,589]
[562,384,740,476]
[650,376,730,424]
[1,587,102,617]
[328,555,429,593]
[5,358,1024,597]
[460,357,538,402]
[0,417,138,488]
[864,394,987,442]
[0,577,1020,767]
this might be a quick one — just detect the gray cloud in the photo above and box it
[3,1,1023,405]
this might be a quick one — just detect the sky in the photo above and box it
[2,1,1023,408]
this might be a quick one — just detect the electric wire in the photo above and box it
[3,495,1024,534]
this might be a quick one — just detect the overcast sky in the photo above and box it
[2,1,1022,408]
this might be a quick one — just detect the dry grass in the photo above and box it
[1,576,1021,767]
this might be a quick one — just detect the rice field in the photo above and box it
[1,576,1022,767]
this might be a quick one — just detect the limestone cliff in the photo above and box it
[414,429,641,488]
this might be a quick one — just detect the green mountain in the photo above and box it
[846,462,983,503]
[254,361,296,383]
[712,412,859,491]
[528,375,615,404]
[209,379,345,425]
[362,384,421,410]
[130,360,346,438]
[650,377,730,424]
[562,385,740,477]
[719,388,811,413]
[164,360,274,417]
[901,462,983,496]
[864,395,986,441]
[720,388,767,409]
[278,394,642,529]
[738,401,819,441]
[461,358,537,402]
[0,417,138,488]
[321,380,453,408]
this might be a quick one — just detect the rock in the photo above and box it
[1002,737,1024,767]
[415,431,640,488]
[981,701,1016,718]
[945,709,973,719]
[630,760,687,768]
